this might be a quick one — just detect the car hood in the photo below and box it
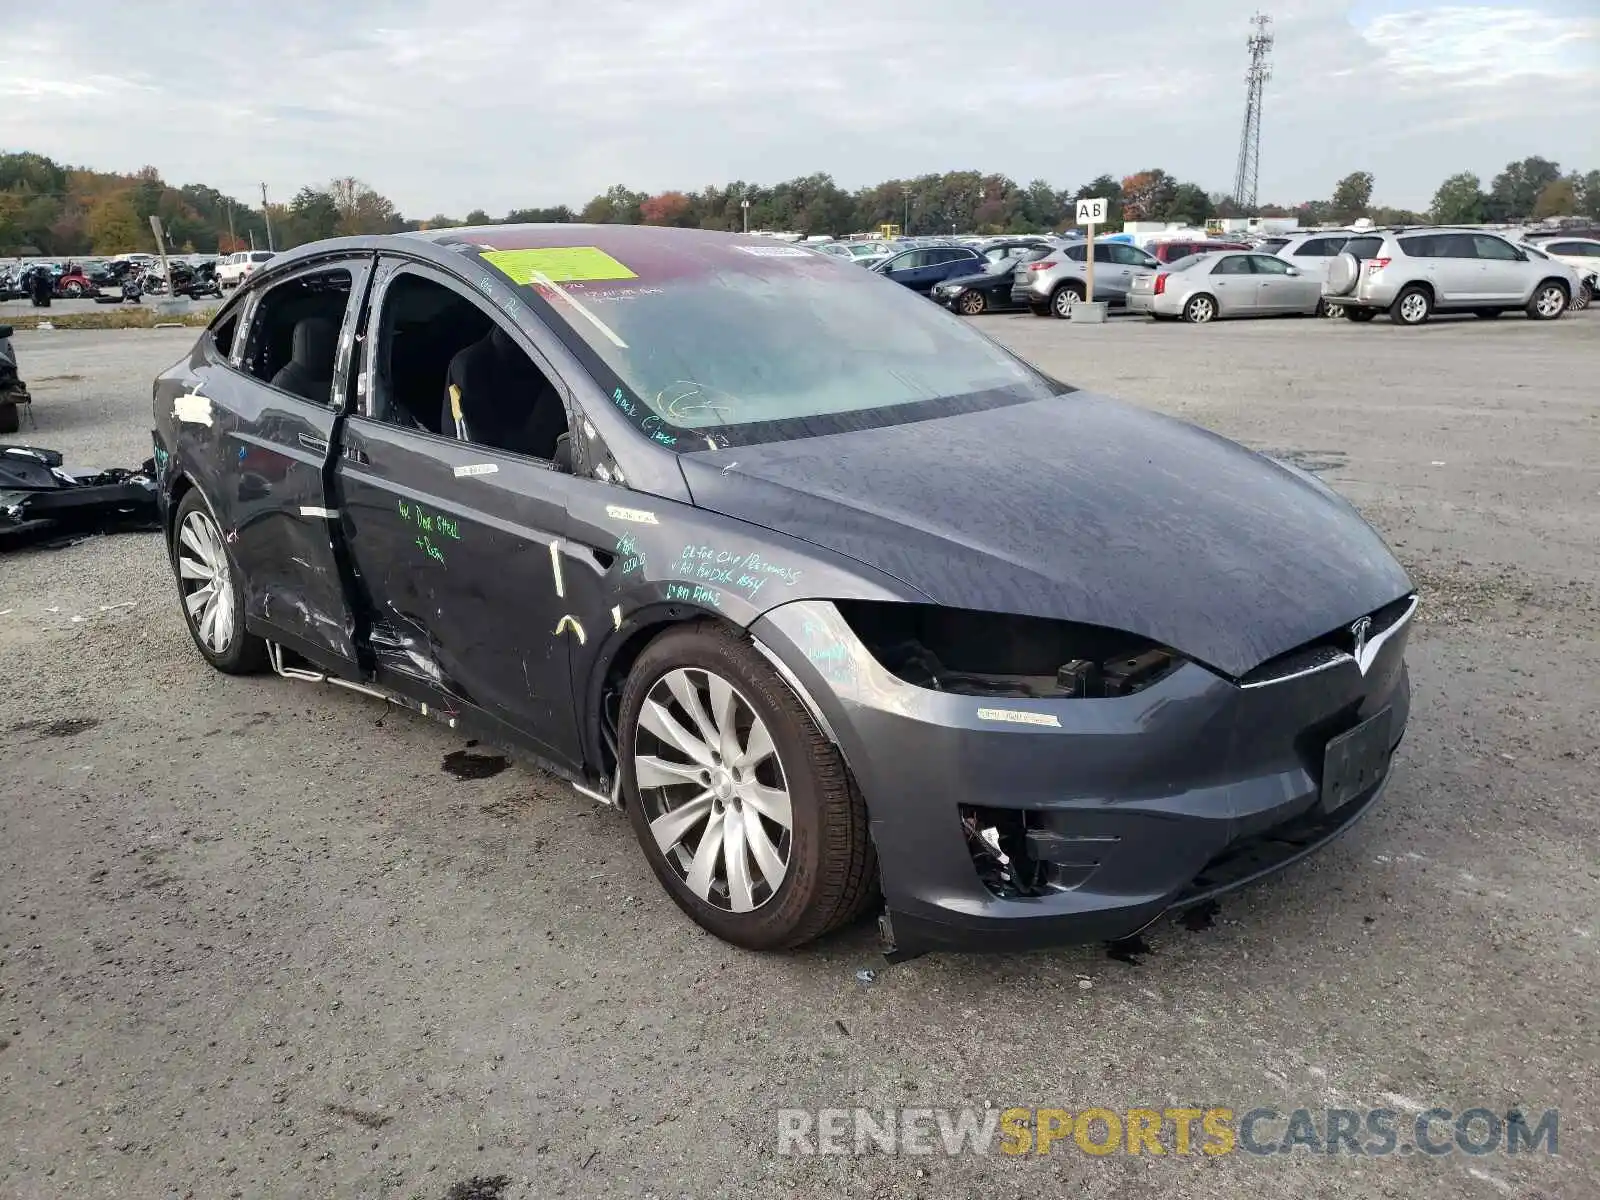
[677,392,1412,677]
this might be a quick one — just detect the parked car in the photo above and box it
[1011,240,1161,317]
[1129,251,1325,322]
[1523,237,1599,307]
[932,246,1055,314]
[871,245,984,294]
[151,224,1415,958]
[1146,239,1249,263]
[1322,230,1575,325]
[1273,231,1365,281]
[217,250,277,288]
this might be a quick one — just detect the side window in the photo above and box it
[1064,244,1088,262]
[1092,244,1115,263]
[369,271,569,462]
[1113,244,1155,267]
[1435,234,1477,259]
[1547,241,1598,257]
[1213,256,1254,275]
[1250,255,1293,274]
[892,251,929,269]
[211,309,239,357]
[1473,236,1519,261]
[1398,236,1432,258]
[1344,236,1383,261]
[241,268,353,403]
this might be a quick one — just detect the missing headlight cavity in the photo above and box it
[834,601,1182,699]
[961,805,1107,898]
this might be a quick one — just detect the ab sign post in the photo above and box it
[1075,196,1108,322]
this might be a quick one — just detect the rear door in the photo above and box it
[199,255,371,671]
[332,256,584,765]
[1428,234,1483,301]
[1209,254,1258,314]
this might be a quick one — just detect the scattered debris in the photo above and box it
[441,749,510,780]
[1077,977,1093,990]
[323,1102,392,1130]
[834,1019,849,1036]
[1105,934,1152,964]
[443,1176,510,1200]
[854,968,876,987]
[1180,900,1220,932]
[11,715,100,739]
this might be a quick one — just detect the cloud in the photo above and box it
[2,0,1594,213]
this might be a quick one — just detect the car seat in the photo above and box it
[270,317,338,402]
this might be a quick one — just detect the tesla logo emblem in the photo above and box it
[1350,616,1373,672]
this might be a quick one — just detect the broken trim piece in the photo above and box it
[572,780,617,809]
[267,642,391,701]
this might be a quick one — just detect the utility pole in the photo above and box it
[903,187,911,236]
[261,182,275,251]
[1231,12,1274,213]
[741,198,750,234]
[225,198,236,252]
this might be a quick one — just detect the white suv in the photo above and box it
[1321,230,1576,325]
[217,251,276,288]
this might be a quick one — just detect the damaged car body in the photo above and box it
[152,224,1415,959]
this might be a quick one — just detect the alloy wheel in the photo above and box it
[1534,286,1566,318]
[1053,287,1078,317]
[176,509,236,654]
[1186,296,1215,323]
[633,667,792,913]
[958,291,986,315]
[1398,292,1429,324]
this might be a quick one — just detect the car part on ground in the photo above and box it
[1,444,159,550]
[152,222,1416,958]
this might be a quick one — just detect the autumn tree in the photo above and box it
[328,177,400,236]
[1489,156,1562,219]
[1329,172,1374,223]
[1120,169,1178,221]
[88,194,142,253]
[638,191,694,226]
[1532,177,1578,219]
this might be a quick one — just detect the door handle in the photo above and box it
[299,433,329,454]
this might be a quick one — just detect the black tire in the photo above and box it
[62,281,85,298]
[171,488,266,674]
[0,402,17,435]
[1344,307,1377,323]
[1526,281,1568,321]
[1050,281,1085,318]
[1389,285,1432,326]
[1028,303,1051,317]
[957,290,987,316]
[619,622,877,950]
[1473,309,1503,319]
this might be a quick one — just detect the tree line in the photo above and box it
[3,150,1595,258]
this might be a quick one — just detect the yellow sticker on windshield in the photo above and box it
[480,247,637,285]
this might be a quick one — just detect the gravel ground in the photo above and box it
[2,312,1597,1200]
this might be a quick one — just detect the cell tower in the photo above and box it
[1231,12,1274,212]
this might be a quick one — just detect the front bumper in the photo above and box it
[754,600,1412,957]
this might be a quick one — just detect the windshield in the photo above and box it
[476,235,1058,449]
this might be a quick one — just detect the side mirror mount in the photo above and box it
[552,432,574,474]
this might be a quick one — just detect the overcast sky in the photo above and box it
[5,0,1596,214]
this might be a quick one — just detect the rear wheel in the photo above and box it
[171,489,266,674]
[1345,307,1377,322]
[1527,282,1568,321]
[1183,294,1217,324]
[957,290,987,316]
[1390,286,1432,325]
[1050,282,1084,318]
[619,623,876,950]
[1028,303,1051,317]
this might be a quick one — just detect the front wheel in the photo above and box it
[1527,283,1568,321]
[619,623,876,950]
[957,290,987,316]
[62,281,85,298]
[171,489,266,674]
[1572,281,1593,311]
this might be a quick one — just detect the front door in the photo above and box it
[332,258,584,766]
[1473,235,1528,302]
[1209,254,1257,315]
[205,254,371,671]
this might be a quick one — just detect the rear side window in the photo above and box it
[1165,255,1203,272]
[1399,236,1435,258]
[1063,244,1087,262]
[211,310,239,357]
[1297,237,1347,257]
[241,268,354,403]
[1213,256,1253,275]
[1344,237,1383,261]
[1548,240,1600,257]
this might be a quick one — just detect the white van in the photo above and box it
[218,251,276,288]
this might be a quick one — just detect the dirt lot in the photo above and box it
[3,312,1597,1199]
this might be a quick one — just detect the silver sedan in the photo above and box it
[1129,251,1326,323]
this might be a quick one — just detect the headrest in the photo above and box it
[291,317,338,368]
